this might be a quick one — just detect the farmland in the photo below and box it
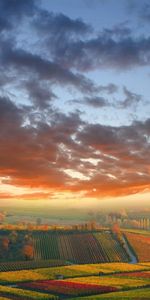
[0,262,149,284]
[0,230,130,269]
[0,263,149,299]
[32,231,130,264]
[125,232,150,262]
[69,287,150,299]
[0,229,149,299]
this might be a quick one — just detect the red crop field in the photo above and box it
[19,279,118,296]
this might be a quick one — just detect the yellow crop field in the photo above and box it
[0,298,12,300]
[63,262,150,274]
[66,275,149,289]
[0,263,149,283]
[0,285,58,300]
[0,270,46,283]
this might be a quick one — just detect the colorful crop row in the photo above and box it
[0,230,131,267]
[0,230,149,272]
[0,259,67,272]
[65,275,150,289]
[32,231,130,264]
[19,279,118,296]
[94,232,129,262]
[0,263,149,283]
[0,285,58,300]
[125,232,150,262]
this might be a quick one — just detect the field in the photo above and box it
[125,232,150,262]
[0,263,149,284]
[32,231,130,264]
[0,263,150,299]
[0,229,147,271]
[69,288,150,299]
[0,229,149,299]
[0,230,130,269]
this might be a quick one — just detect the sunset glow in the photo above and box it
[0,0,150,209]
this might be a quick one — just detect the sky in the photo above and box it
[0,0,150,209]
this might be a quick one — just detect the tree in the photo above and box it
[112,223,120,235]
[22,244,34,260]
[1,237,9,251]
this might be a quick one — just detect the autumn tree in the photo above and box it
[112,223,125,247]
[112,223,121,235]
[1,237,10,251]
[22,244,34,260]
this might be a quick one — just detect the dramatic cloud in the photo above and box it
[0,0,149,204]
[0,94,150,198]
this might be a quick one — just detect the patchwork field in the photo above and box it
[0,229,149,299]
[0,263,149,299]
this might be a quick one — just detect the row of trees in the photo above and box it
[0,231,34,261]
